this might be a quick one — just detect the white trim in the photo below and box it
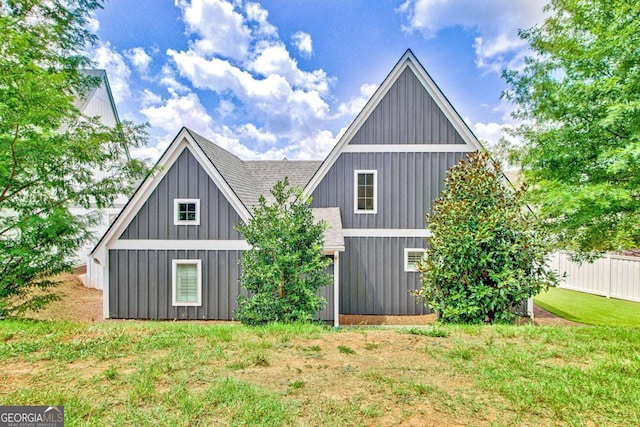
[343,144,475,153]
[354,170,377,214]
[172,259,202,306]
[404,248,426,272]
[343,228,431,238]
[333,251,340,328]
[174,198,200,225]
[304,50,485,198]
[111,239,250,251]
[91,128,252,265]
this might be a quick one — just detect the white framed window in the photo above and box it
[404,248,426,272]
[174,199,200,225]
[354,170,377,214]
[172,259,202,306]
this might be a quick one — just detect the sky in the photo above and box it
[90,0,548,162]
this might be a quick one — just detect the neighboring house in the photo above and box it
[69,70,129,272]
[88,50,484,325]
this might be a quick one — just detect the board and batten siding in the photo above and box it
[120,148,244,240]
[108,249,336,321]
[109,249,243,320]
[310,152,465,229]
[350,68,465,145]
[316,257,336,322]
[339,237,428,315]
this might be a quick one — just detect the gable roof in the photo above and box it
[75,69,121,125]
[304,49,485,196]
[91,127,323,262]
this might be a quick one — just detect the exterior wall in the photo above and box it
[311,152,465,229]
[81,83,118,127]
[350,68,464,145]
[109,249,336,321]
[316,257,336,322]
[340,237,429,315]
[120,148,243,240]
[109,249,243,319]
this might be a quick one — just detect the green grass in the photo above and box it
[1,319,640,426]
[535,287,640,327]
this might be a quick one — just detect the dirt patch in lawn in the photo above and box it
[532,304,585,327]
[340,313,437,326]
[23,274,103,322]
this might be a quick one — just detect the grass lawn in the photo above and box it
[1,320,639,426]
[535,287,640,327]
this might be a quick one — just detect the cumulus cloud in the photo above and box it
[91,41,132,104]
[334,83,378,118]
[175,0,252,60]
[292,31,312,56]
[125,47,152,76]
[398,0,546,73]
[167,49,330,136]
[140,90,212,134]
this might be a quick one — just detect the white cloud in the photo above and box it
[140,90,212,134]
[398,0,547,73]
[249,42,330,93]
[292,32,312,56]
[175,0,251,60]
[168,49,330,136]
[236,123,277,145]
[91,42,132,104]
[335,83,378,118]
[159,64,190,93]
[140,89,162,108]
[245,2,278,36]
[125,47,152,76]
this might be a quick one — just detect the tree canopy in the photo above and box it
[414,152,558,324]
[0,0,148,317]
[503,0,640,253]
[234,178,332,325]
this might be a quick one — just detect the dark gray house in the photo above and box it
[89,50,482,325]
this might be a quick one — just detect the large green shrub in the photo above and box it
[414,151,558,324]
[235,178,332,325]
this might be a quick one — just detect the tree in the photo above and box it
[414,152,558,324]
[503,0,640,254]
[0,0,148,317]
[235,178,332,325]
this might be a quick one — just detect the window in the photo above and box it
[404,248,426,272]
[174,199,200,225]
[172,259,202,306]
[354,170,377,213]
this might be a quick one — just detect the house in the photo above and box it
[88,50,484,325]
[69,70,130,275]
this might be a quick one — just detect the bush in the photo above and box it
[414,151,558,324]
[235,178,332,325]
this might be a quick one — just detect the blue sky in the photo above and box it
[90,0,547,161]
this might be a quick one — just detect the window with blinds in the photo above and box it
[404,249,426,272]
[172,260,202,306]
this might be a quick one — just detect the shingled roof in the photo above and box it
[186,128,322,211]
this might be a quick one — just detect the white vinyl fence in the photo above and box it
[551,252,640,303]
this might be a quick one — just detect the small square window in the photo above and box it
[172,259,202,306]
[404,248,426,272]
[354,170,377,214]
[174,199,200,225]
